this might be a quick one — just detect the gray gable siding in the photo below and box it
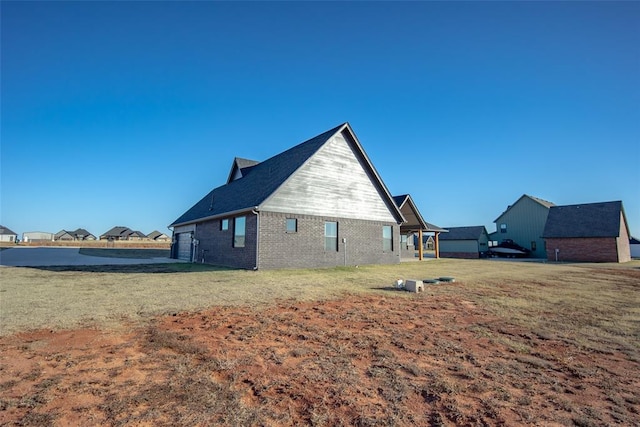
[261,133,397,222]
[493,195,553,258]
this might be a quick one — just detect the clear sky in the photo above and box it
[1,1,639,239]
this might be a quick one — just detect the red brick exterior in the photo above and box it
[544,237,629,263]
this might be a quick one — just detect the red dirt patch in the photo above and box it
[1,293,638,426]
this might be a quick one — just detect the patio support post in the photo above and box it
[418,229,423,261]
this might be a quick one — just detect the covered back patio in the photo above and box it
[393,194,447,260]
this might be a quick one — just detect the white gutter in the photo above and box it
[252,209,260,270]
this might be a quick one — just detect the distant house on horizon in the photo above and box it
[148,230,171,242]
[100,226,133,241]
[542,200,631,263]
[489,194,555,258]
[169,123,409,269]
[56,228,96,241]
[23,231,55,242]
[0,226,18,243]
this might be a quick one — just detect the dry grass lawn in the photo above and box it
[1,259,639,426]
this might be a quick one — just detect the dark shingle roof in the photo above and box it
[393,194,446,232]
[172,123,405,227]
[542,201,628,238]
[72,228,94,238]
[0,225,17,236]
[102,226,132,238]
[439,226,487,241]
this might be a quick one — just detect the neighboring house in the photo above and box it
[55,230,75,241]
[23,232,55,242]
[71,228,96,240]
[0,226,18,243]
[542,201,631,263]
[439,226,490,259]
[424,235,435,250]
[392,194,446,259]
[630,237,640,259]
[169,123,407,269]
[100,226,133,241]
[126,230,148,241]
[148,230,171,242]
[489,194,555,258]
[56,228,97,241]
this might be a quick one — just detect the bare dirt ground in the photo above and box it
[1,260,639,426]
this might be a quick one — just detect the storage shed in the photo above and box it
[439,226,490,259]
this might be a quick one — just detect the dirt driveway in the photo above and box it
[0,247,176,267]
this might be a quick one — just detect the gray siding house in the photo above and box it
[439,226,490,259]
[170,123,406,269]
[0,226,18,243]
[490,194,555,258]
[542,201,631,263]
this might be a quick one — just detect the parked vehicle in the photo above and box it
[490,239,531,258]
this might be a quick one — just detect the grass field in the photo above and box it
[1,259,639,425]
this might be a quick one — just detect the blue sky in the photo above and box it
[2,1,639,239]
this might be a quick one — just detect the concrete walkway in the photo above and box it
[0,247,177,267]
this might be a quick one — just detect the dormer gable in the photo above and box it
[227,157,260,183]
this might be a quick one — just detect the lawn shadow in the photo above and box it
[25,263,239,274]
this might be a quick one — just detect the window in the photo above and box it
[500,224,507,233]
[233,216,246,247]
[383,226,393,251]
[531,241,537,251]
[401,234,407,249]
[324,221,338,251]
[286,218,297,233]
[221,219,229,231]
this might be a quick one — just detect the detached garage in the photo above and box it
[439,226,490,259]
[542,201,631,263]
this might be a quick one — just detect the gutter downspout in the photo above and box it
[252,208,259,270]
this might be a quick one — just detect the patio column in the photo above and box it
[418,229,423,261]
[435,232,440,259]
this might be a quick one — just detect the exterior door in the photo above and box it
[177,233,192,261]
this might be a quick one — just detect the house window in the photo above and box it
[233,216,246,248]
[221,219,229,231]
[500,224,507,233]
[286,218,297,233]
[401,234,407,249]
[531,241,536,251]
[383,226,393,251]
[324,221,338,251]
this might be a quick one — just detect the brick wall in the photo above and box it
[195,214,258,269]
[257,211,400,269]
[544,237,622,263]
[440,251,479,259]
